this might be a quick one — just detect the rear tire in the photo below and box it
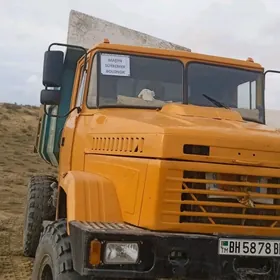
[31,219,85,280]
[23,175,57,257]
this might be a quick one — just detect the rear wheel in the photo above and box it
[23,175,57,257]
[32,219,85,280]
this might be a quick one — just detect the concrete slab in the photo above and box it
[67,10,191,51]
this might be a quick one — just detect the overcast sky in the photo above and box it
[1,0,280,109]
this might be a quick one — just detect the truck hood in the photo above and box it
[87,103,280,168]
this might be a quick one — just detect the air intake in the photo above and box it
[92,137,144,153]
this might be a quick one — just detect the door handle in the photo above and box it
[61,137,65,147]
[57,128,64,148]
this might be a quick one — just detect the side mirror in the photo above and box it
[40,89,61,105]
[43,50,64,87]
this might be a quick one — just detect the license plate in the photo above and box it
[218,238,280,257]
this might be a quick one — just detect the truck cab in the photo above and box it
[25,40,280,280]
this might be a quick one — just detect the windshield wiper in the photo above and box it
[202,94,230,109]
[202,94,263,124]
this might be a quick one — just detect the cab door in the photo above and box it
[58,61,88,179]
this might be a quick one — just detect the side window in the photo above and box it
[237,81,256,109]
[76,70,87,107]
[87,56,98,107]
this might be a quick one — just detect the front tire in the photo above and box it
[23,175,57,257]
[31,219,85,280]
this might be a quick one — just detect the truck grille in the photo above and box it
[163,169,280,228]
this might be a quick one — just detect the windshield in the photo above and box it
[87,53,265,123]
[187,63,264,123]
[92,53,184,107]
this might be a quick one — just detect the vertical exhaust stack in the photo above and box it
[67,9,191,51]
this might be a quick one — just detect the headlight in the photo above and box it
[103,242,139,264]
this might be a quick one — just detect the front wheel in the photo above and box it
[31,219,86,280]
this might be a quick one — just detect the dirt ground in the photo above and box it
[0,103,56,280]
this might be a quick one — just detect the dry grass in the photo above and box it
[0,103,56,279]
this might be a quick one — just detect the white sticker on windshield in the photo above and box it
[100,54,130,76]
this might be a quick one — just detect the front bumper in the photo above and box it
[69,221,280,279]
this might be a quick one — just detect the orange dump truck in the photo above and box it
[23,10,280,280]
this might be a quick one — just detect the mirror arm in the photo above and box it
[264,70,280,76]
[44,105,81,118]
[48,43,87,72]
[263,69,280,90]
[42,43,87,118]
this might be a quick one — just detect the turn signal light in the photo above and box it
[89,240,101,265]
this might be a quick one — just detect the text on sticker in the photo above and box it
[101,54,130,77]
